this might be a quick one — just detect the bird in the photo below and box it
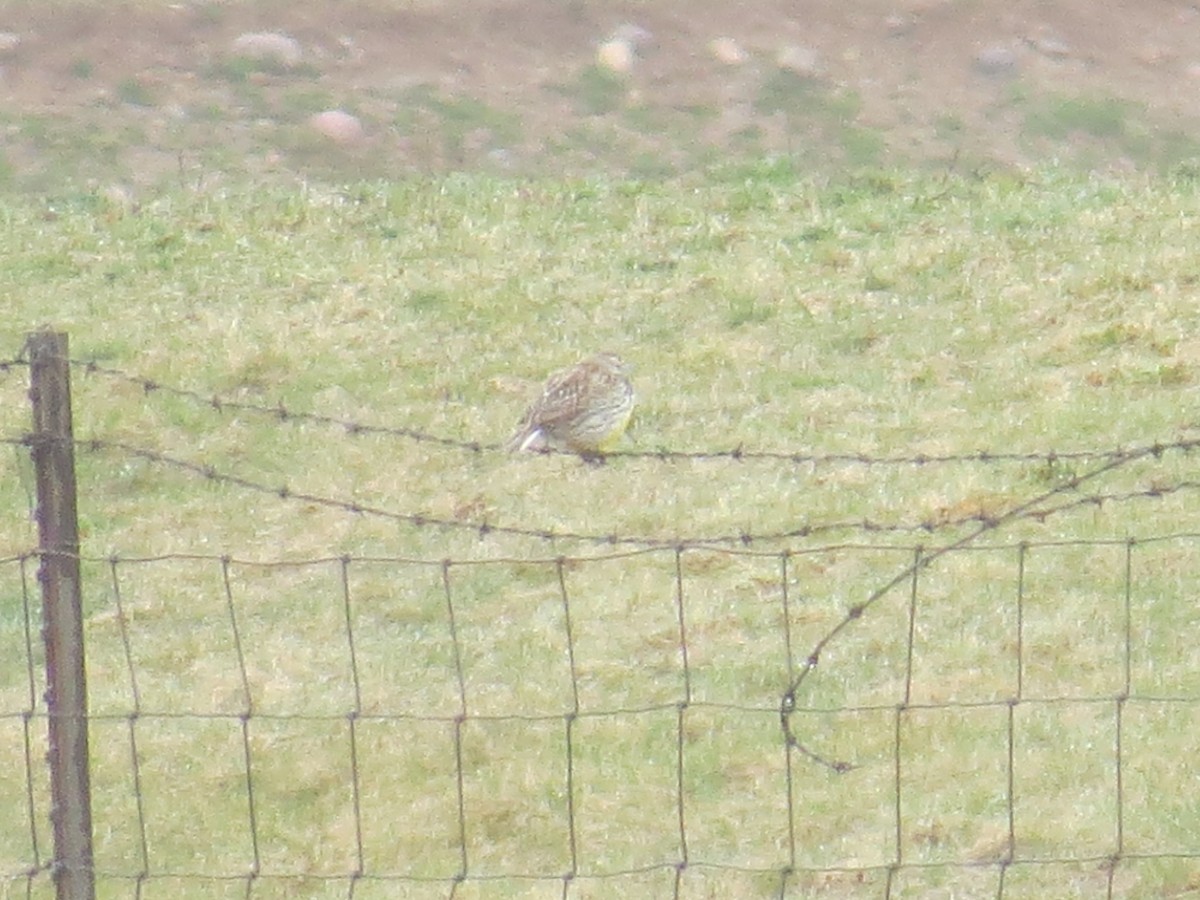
[507,352,635,458]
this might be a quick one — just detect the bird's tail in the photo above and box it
[506,425,546,453]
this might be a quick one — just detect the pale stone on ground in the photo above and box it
[776,44,821,77]
[710,37,747,66]
[231,31,303,68]
[309,109,364,144]
[597,39,635,73]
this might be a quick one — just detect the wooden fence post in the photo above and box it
[27,331,95,900]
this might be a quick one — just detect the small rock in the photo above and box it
[0,32,20,53]
[884,14,915,36]
[308,109,364,145]
[973,43,1018,77]
[776,44,821,77]
[709,37,747,65]
[597,38,635,73]
[1029,32,1070,58]
[231,31,302,68]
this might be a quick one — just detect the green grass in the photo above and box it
[207,56,320,83]
[1024,94,1131,141]
[1011,91,1200,174]
[2,167,1200,897]
[558,65,628,117]
[391,85,524,170]
[753,73,886,168]
[115,76,157,108]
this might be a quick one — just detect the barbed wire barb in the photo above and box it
[779,439,1181,768]
[8,347,1200,894]
[64,356,1200,467]
[39,435,1196,551]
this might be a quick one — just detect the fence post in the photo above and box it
[27,331,95,900]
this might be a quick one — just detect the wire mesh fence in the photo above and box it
[3,340,1200,898]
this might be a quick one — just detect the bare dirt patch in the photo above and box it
[2,0,1199,191]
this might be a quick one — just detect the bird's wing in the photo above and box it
[526,365,590,429]
[507,365,578,450]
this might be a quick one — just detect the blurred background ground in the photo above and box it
[3,0,1200,194]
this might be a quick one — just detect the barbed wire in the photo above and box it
[69,357,495,453]
[65,357,1191,467]
[8,434,1192,549]
[11,348,1200,896]
[10,537,1200,897]
[778,437,1193,771]
[12,444,1200,894]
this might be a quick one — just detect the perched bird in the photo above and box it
[507,352,635,457]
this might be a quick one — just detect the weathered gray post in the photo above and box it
[27,331,95,900]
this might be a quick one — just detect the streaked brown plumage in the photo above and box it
[507,352,634,456]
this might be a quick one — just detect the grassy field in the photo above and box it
[2,164,1200,898]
